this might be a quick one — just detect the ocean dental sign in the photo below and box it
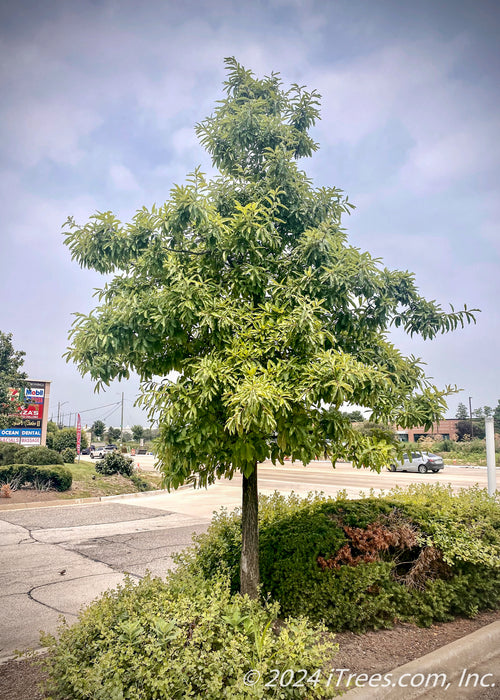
[0,380,51,446]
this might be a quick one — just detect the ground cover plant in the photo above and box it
[41,572,339,699]
[175,484,500,632]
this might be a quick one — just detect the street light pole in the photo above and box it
[57,401,68,429]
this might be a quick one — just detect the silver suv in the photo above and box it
[388,451,444,474]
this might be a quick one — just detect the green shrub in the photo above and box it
[0,464,72,491]
[41,573,338,699]
[433,439,452,452]
[0,442,27,465]
[95,451,134,476]
[24,446,64,466]
[175,486,500,632]
[52,427,88,453]
[61,447,76,463]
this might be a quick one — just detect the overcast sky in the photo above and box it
[1,0,499,429]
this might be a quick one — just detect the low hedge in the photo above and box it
[175,484,500,632]
[23,446,64,465]
[0,443,63,466]
[0,464,72,491]
[41,572,338,699]
[0,442,27,465]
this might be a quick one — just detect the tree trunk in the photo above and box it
[240,463,259,599]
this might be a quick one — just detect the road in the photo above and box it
[0,460,494,658]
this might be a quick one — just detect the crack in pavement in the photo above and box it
[26,528,144,578]
[27,574,111,617]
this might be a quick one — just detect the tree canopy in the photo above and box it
[0,331,27,429]
[456,402,469,420]
[131,424,144,441]
[91,419,105,439]
[64,58,476,595]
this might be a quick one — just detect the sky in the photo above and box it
[1,0,499,429]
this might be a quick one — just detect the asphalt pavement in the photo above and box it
[0,501,209,658]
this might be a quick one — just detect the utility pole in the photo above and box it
[468,396,474,439]
[120,392,124,452]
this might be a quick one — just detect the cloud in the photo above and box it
[109,164,141,192]
[313,37,500,193]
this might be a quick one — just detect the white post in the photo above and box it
[485,416,497,497]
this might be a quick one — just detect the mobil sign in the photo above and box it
[25,387,45,404]
[20,383,46,419]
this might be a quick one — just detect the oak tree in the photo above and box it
[64,59,475,597]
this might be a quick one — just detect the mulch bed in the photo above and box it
[1,609,498,699]
[0,489,61,504]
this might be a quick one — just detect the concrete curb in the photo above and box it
[342,620,500,698]
[0,484,192,511]
[0,648,49,667]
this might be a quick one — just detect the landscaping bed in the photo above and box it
[1,609,498,700]
[0,461,162,504]
[1,484,498,698]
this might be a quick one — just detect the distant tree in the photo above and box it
[46,420,58,433]
[455,402,469,420]
[0,332,27,429]
[107,426,121,443]
[494,401,500,430]
[483,405,493,417]
[142,428,153,441]
[91,420,105,439]
[354,421,398,445]
[473,407,484,419]
[131,424,144,441]
[342,410,365,422]
[455,420,485,441]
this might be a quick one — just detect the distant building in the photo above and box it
[396,419,458,443]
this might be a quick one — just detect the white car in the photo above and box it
[90,447,106,459]
[388,451,444,474]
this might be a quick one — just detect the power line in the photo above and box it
[68,401,122,415]
[101,404,120,423]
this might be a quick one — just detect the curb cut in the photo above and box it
[342,620,500,698]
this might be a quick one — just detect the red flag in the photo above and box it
[76,414,81,455]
